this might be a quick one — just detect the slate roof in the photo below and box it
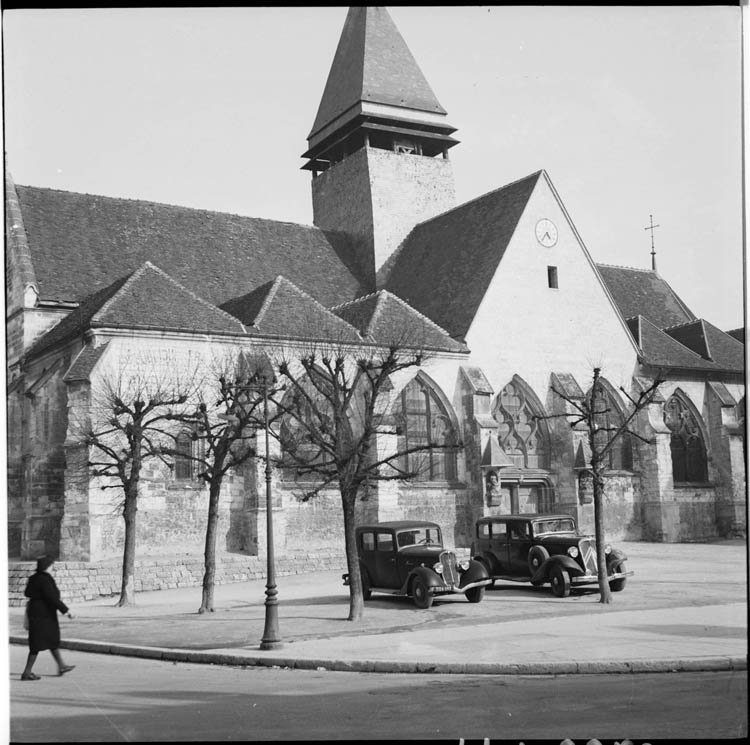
[726,327,745,344]
[383,171,541,341]
[664,319,745,373]
[221,275,362,343]
[626,315,734,372]
[596,264,695,329]
[332,289,468,353]
[13,185,367,309]
[63,343,110,383]
[27,262,246,361]
[308,6,447,142]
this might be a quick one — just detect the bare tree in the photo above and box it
[76,355,199,606]
[164,351,267,614]
[269,342,451,622]
[546,367,664,603]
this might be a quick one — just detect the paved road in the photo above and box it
[8,646,747,742]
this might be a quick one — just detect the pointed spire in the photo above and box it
[304,7,458,169]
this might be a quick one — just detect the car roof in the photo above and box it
[356,520,441,532]
[476,514,575,523]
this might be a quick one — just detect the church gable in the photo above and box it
[222,275,362,343]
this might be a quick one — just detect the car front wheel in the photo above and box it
[465,586,485,603]
[412,577,434,609]
[550,566,571,598]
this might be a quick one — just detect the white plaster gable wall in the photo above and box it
[464,174,639,406]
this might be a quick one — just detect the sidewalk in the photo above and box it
[8,541,748,675]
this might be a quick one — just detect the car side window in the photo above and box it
[361,532,375,551]
[491,522,507,539]
[479,523,491,539]
[509,523,529,540]
[376,532,394,552]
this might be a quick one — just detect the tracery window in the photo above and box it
[664,394,708,483]
[393,377,458,482]
[590,382,633,471]
[494,379,549,469]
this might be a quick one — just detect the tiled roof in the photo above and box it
[626,315,725,372]
[63,343,110,383]
[550,372,584,400]
[27,262,246,361]
[596,264,695,329]
[13,185,367,309]
[308,6,447,141]
[726,327,745,344]
[383,172,541,340]
[664,319,745,373]
[222,275,362,343]
[332,289,468,353]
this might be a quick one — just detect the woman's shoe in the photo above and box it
[58,665,76,676]
[21,673,40,681]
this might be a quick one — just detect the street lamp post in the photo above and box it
[258,381,282,650]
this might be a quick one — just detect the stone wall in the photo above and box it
[7,550,347,607]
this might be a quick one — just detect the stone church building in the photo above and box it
[5,8,745,581]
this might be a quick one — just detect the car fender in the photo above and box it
[459,558,490,588]
[404,565,443,595]
[472,551,497,575]
[532,554,584,583]
[606,548,627,572]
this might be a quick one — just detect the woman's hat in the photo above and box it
[36,556,55,572]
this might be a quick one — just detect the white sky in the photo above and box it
[1,5,745,330]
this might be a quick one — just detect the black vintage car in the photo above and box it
[471,514,632,597]
[343,520,491,609]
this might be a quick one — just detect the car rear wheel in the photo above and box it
[609,562,627,592]
[550,566,571,598]
[412,577,433,609]
[360,569,372,600]
[465,586,485,603]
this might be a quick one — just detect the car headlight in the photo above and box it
[433,562,443,574]
[567,547,579,558]
[459,559,470,571]
[604,544,612,555]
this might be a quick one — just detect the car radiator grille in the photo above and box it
[579,539,598,574]
[440,551,459,586]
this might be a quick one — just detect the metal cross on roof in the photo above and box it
[644,214,660,270]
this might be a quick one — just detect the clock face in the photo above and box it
[535,218,558,247]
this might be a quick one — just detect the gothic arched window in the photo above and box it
[589,381,633,471]
[494,379,549,469]
[393,377,458,482]
[664,394,708,483]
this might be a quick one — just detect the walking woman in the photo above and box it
[21,556,75,680]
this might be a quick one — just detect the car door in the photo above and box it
[507,520,532,576]
[487,520,510,573]
[372,530,398,588]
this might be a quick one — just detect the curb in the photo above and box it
[9,636,747,676]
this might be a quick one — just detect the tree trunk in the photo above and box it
[341,489,364,622]
[200,478,223,613]
[118,483,138,607]
[592,470,612,604]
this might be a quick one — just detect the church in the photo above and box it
[6,7,745,583]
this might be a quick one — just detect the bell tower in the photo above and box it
[303,7,459,288]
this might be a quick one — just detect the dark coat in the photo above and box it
[25,571,69,653]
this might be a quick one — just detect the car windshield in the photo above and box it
[396,526,443,548]
[533,518,576,535]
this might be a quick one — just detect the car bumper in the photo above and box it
[571,569,634,586]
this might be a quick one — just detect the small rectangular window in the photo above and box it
[547,266,558,289]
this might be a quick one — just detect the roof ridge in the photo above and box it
[253,276,284,327]
[15,183,319,229]
[330,289,380,312]
[596,262,655,273]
